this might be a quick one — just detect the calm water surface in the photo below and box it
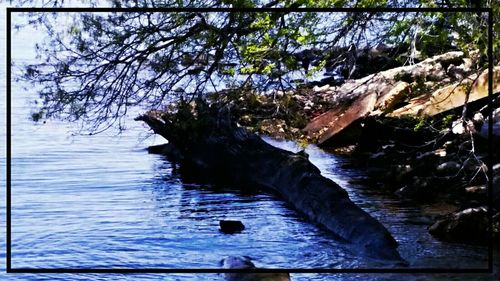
[0,8,493,281]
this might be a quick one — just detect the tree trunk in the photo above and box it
[135,101,406,264]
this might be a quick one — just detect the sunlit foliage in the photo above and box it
[11,0,498,132]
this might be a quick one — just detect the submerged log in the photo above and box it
[135,101,406,264]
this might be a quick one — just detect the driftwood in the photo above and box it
[390,66,500,117]
[303,92,377,145]
[136,101,406,263]
[304,51,500,144]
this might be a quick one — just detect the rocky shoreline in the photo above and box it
[199,51,500,246]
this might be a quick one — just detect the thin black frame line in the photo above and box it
[6,7,491,13]
[487,9,494,273]
[6,6,493,274]
[7,268,492,274]
[6,8,12,273]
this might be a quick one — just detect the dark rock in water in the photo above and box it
[428,207,489,244]
[394,177,434,201]
[221,256,291,281]
[220,220,245,234]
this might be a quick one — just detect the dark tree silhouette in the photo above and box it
[12,0,497,132]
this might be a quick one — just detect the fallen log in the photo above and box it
[303,92,377,145]
[389,66,500,117]
[304,51,486,144]
[135,100,406,264]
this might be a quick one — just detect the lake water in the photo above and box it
[0,8,493,281]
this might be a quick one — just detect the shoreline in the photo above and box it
[198,52,500,246]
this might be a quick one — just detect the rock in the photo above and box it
[313,84,330,92]
[494,108,500,123]
[394,177,431,200]
[394,186,415,198]
[331,145,357,155]
[219,220,245,234]
[259,119,288,139]
[462,57,473,70]
[428,207,489,244]
[465,185,487,201]
[433,148,447,157]
[447,63,470,80]
[369,151,386,159]
[494,163,500,175]
[451,119,475,135]
[465,185,487,195]
[304,101,314,107]
[472,112,484,130]
[221,256,291,281]
[375,81,410,113]
[436,161,461,175]
[292,94,305,102]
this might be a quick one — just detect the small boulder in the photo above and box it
[472,112,484,129]
[221,256,291,281]
[465,185,487,195]
[219,220,245,234]
[394,182,430,201]
[436,161,461,175]
[428,207,489,244]
[313,84,330,92]
[451,119,474,135]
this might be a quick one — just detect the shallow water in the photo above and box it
[0,8,493,281]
